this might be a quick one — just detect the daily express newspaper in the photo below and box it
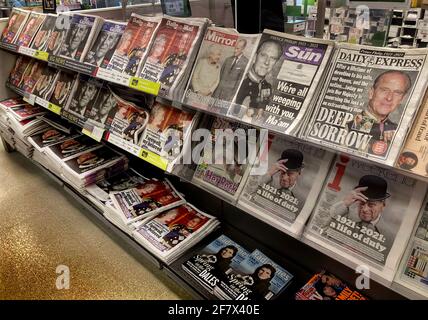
[395,90,428,176]
[395,195,428,298]
[182,234,250,293]
[1,8,30,44]
[106,14,160,75]
[304,155,427,282]
[304,43,428,166]
[215,249,293,300]
[228,29,334,136]
[191,117,257,202]
[15,12,45,47]
[84,20,126,68]
[8,56,32,87]
[138,16,205,100]
[182,27,259,115]
[238,133,334,237]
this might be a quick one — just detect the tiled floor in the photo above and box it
[0,142,192,299]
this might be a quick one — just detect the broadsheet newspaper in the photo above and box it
[303,155,427,283]
[395,195,428,298]
[84,20,126,68]
[182,27,259,115]
[215,249,293,300]
[66,74,104,118]
[304,43,428,166]
[106,14,160,75]
[229,29,334,136]
[110,179,185,225]
[138,16,206,100]
[182,234,250,293]
[395,90,428,176]
[191,117,257,202]
[238,133,334,237]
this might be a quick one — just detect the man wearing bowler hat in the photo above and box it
[258,148,304,199]
[330,175,391,237]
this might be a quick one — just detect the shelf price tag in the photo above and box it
[129,77,160,96]
[18,46,36,57]
[23,93,36,105]
[138,148,168,171]
[47,102,61,115]
[34,50,49,61]
[82,123,104,142]
[96,68,130,86]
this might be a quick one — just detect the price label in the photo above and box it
[96,68,130,86]
[82,124,104,142]
[129,77,160,95]
[138,148,168,171]
[18,46,36,57]
[107,133,140,157]
[47,102,61,115]
[23,93,36,105]
[34,50,49,61]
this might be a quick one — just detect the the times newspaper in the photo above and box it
[66,74,104,118]
[106,14,160,75]
[304,155,427,283]
[395,195,428,298]
[59,14,103,62]
[304,43,428,166]
[238,133,334,237]
[395,90,428,176]
[295,270,367,300]
[191,117,257,202]
[84,84,119,127]
[84,20,126,68]
[15,12,46,47]
[139,102,195,164]
[110,179,185,225]
[30,14,57,51]
[138,17,206,100]
[214,249,293,300]
[182,234,251,293]
[1,8,30,44]
[182,27,260,115]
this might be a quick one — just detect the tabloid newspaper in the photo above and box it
[59,14,103,62]
[1,8,30,44]
[45,14,72,56]
[31,66,60,100]
[66,74,104,118]
[182,27,260,114]
[17,60,45,93]
[49,71,77,108]
[83,20,126,68]
[138,16,206,100]
[139,101,195,164]
[14,12,46,47]
[0,97,26,111]
[394,195,428,298]
[238,133,334,237]
[106,14,160,75]
[30,14,57,52]
[191,117,257,202]
[395,89,428,176]
[9,104,46,121]
[295,270,367,300]
[45,135,102,162]
[132,203,218,263]
[27,127,78,152]
[304,43,428,166]
[83,84,117,127]
[182,234,251,293]
[85,168,147,207]
[229,29,334,136]
[8,56,32,87]
[110,179,185,225]
[303,155,427,283]
[106,89,150,145]
[214,249,293,300]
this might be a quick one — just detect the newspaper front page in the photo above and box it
[304,43,428,166]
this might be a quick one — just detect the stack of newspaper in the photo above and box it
[0,8,30,44]
[182,234,294,300]
[14,11,46,47]
[132,203,220,264]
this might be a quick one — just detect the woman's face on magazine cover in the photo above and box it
[220,248,235,259]
[258,267,272,280]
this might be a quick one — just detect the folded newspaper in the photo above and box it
[304,43,428,166]
[30,14,57,52]
[1,8,30,44]
[14,11,46,47]
[303,155,427,284]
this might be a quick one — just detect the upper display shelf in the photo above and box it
[2,8,428,184]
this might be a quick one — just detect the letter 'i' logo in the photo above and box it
[56,265,70,290]
[328,155,350,192]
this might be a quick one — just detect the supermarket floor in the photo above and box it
[0,142,191,300]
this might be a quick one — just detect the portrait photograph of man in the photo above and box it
[61,23,91,61]
[68,78,100,116]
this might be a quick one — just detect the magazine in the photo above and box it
[304,43,428,166]
[182,234,251,293]
[138,16,207,100]
[238,134,334,237]
[106,14,160,75]
[30,14,57,52]
[191,117,257,202]
[31,66,60,100]
[83,20,126,68]
[49,71,77,108]
[303,155,427,283]
[215,249,293,300]
[1,8,30,44]
[295,270,367,300]
[182,27,260,114]
[139,102,195,163]
[110,179,185,224]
